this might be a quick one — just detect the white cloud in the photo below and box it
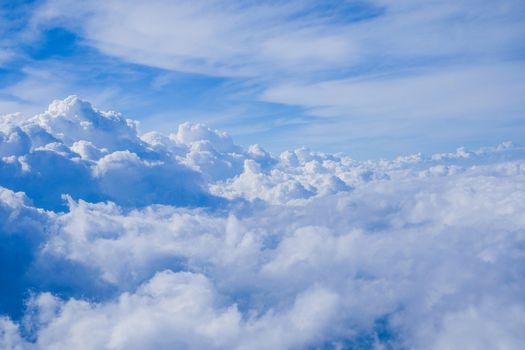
[1,97,525,348]
[0,0,521,160]
[33,0,361,77]
[33,0,525,78]
[262,63,525,121]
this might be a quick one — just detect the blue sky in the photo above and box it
[2,2,525,347]
[1,0,525,158]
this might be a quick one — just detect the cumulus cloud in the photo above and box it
[0,96,222,210]
[1,97,525,349]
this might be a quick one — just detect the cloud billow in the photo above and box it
[1,97,525,349]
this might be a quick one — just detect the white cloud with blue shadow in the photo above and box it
[0,96,525,349]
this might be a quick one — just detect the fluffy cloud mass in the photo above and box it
[1,97,525,349]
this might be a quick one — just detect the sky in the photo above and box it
[1,0,524,159]
[1,2,525,348]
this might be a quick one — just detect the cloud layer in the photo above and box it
[1,97,525,349]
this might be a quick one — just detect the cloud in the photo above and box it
[1,97,525,348]
[0,96,223,210]
[32,0,361,77]
[262,63,525,121]
[12,0,520,159]
[257,62,525,157]
[5,271,341,349]
[33,0,525,78]
[0,186,52,317]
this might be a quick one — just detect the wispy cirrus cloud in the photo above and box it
[22,0,524,157]
[261,62,525,150]
[32,0,363,77]
[33,0,525,78]
[0,0,524,157]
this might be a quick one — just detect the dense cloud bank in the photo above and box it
[1,97,525,349]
